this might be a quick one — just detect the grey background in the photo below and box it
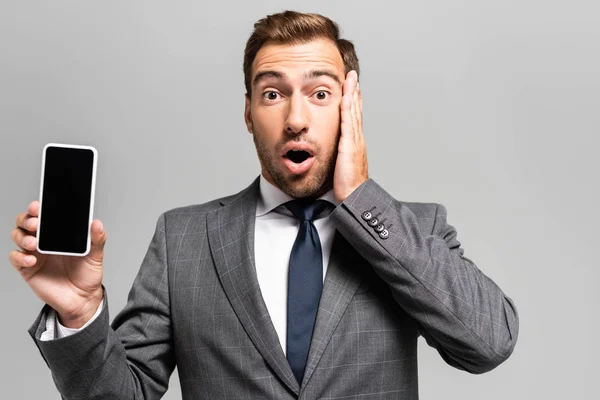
[1,0,598,399]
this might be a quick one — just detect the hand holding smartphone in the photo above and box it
[8,143,106,329]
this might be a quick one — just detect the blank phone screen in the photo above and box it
[39,146,95,254]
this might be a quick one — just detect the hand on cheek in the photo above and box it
[333,70,368,203]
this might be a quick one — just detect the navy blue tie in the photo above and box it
[284,199,331,384]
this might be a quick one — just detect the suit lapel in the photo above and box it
[301,230,364,388]
[206,177,299,395]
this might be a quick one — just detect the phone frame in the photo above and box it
[36,143,98,257]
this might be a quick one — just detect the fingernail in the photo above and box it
[23,237,33,248]
[99,222,104,233]
[24,255,35,265]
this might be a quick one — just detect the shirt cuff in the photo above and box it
[39,298,105,341]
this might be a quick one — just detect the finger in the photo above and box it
[15,212,38,233]
[340,93,354,140]
[354,84,363,142]
[341,71,360,142]
[349,79,361,141]
[352,85,360,138]
[28,200,40,217]
[87,219,107,265]
[354,83,363,135]
[358,82,363,120]
[8,249,37,269]
[24,215,38,233]
[342,70,353,97]
[10,227,37,252]
[351,70,358,91]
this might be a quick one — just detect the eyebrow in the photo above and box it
[252,69,342,87]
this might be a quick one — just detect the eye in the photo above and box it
[313,91,330,100]
[262,91,281,101]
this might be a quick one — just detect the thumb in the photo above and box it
[87,219,106,265]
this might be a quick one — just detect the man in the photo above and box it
[9,10,519,399]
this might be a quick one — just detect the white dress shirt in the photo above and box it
[254,175,338,355]
[42,174,339,353]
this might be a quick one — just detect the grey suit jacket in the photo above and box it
[29,177,519,399]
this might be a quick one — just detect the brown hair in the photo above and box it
[243,10,360,96]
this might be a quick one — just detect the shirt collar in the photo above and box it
[256,174,339,217]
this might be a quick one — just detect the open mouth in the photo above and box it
[281,148,315,175]
[286,149,311,164]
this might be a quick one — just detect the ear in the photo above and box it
[244,94,253,134]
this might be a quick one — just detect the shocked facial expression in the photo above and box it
[244,38,346,199]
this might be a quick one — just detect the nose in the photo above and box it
[284,93,309,135]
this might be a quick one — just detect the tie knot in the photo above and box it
[284,199,331,222]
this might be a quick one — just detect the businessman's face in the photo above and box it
[245,38,345,199]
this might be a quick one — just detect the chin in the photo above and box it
[278,172,332,199]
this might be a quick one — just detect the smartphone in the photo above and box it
[36,143,98,256]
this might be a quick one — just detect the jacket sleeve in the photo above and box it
[328,179,519,374]
[28,213,175,399]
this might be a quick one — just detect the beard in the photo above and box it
[252,130,338,199]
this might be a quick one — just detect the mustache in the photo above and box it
[276,136,320,153]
